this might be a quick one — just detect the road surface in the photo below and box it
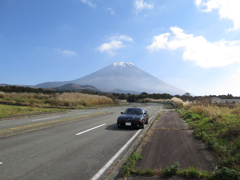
[0,103,162,180]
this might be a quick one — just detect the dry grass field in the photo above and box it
[0,92,114,118]
[0,92,113,108]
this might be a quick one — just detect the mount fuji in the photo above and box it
[34,62,186,95]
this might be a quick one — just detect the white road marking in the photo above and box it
[90,129,142,180]
[76,124,106,136]
[90,108,161,180]
[148,110,159,123]
[0,162,2,165]
[32,116,61,122]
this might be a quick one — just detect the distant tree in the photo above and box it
[119,93,126,100]
[127,95,136,102]
[184,92,191,96]
[140,92,148,96]
[175,94,180,98]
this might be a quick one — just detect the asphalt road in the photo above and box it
[0,103,145,130]
[0,103,162,180]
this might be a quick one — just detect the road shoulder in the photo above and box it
[127,106,216,180]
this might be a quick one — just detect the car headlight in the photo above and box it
[136,119,142,123]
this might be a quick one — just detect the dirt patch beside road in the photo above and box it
[128,108,216,179]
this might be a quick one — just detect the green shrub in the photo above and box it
[179,167,206,179]
[121,153,143,177]
[144,168,155,176]
[162,162,180,177]
[214,167,240,180]
[187,166,200,178]
[184,113,201,120]
[236,139,240,150]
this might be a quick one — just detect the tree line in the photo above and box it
[0,85,56,94]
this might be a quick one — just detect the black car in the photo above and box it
[117,108,149,129]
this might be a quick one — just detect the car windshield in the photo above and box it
[124,109,143,115]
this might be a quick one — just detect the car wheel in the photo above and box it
[146,119,149,124]
[141,124,145,129]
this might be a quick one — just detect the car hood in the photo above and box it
[118,114,143,121]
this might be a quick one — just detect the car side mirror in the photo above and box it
[121,112,123,114]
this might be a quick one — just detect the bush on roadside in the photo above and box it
[214,167,240,180]
[162,162,180,177]
[171,97,183,108]
[121,153,143,177]
[47,92,113,107]
[144,168,155,176]
[0,91,6,98]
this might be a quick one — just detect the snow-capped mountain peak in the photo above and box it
[113,62,135,68]
[34,62,186,95]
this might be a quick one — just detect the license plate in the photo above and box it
[125,122,131,126]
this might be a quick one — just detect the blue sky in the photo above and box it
[1,0,240,96]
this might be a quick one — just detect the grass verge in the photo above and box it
[178,105,240,170]
[0,104,67,119]
[123,159,240,180]
[177,104,240,179]
[121,152,143,177]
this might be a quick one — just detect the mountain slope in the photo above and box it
[53,83,101,92]
[35,62,186,95]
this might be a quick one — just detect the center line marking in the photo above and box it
[76,124,106,136]
[32,116,61,122]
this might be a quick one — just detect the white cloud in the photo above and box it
[196,0,240,30]
[146,33,170,50]
[97,40,124,55]
[147,26,240,68]
[211,67,240,96]
[107,8,114,15]
[81,0,96,8]
[119,35,133,42]
[54,49,77,56]
[97,35,133,55]
[134,0,154,13]
[195,0,202,6]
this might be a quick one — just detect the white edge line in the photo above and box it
[32,116,61,122]
[91,108,161,180]
[90,129,142,180]
[148,109,160,123]
[76,124,105,136]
